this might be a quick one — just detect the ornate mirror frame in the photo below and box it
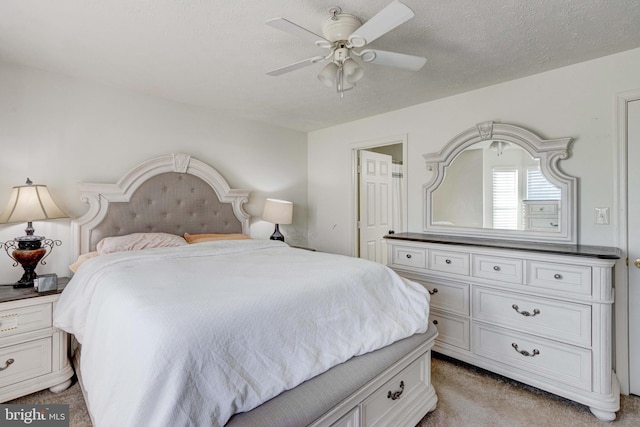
[423,121,577,243]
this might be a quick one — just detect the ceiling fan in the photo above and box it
[266,1,427,96]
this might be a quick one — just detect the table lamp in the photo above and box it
[262,198,293,242]
[0,179,68,288]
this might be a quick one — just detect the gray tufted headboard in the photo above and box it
[72,153,251,258]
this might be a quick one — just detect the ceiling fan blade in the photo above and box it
[267,18,330,46]
[266,56,325,76]
[348,1,415,47]
[360,49,427,71]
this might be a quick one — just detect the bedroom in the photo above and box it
[0,0,639,426]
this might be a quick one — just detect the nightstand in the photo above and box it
[0,277,74,402]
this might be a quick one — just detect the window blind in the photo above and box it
[527,168,561,200]
[492,168,518,229]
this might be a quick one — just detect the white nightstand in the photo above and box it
[0,277,74,402]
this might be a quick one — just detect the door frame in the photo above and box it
[349,134,408,258]
[614,89,640,395]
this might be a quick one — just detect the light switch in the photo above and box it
[595,207,609,225]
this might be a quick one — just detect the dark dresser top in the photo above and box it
[384,233,621,260]
[0,277,70,304]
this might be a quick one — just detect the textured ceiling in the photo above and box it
[1,0,639,132]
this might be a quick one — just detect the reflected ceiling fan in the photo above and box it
[266,1,426,96]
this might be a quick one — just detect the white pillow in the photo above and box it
[97,232,187,255]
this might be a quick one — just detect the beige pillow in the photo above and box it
[97,232,187,255]
[183,233,251,244]
[69,251,100,273]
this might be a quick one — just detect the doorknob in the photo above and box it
[635,259,640,268]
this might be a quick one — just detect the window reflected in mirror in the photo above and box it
[431,140,561,231]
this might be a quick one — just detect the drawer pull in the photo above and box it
[550,223,558,227]
[493,265,501,271]
[432,319,438,325]
[511,304,540,317]
[406,254,412,259]
[511,343,540,357]
[387,380,405,400]
[553,273,562,280]
[445,259,451,264]
[428,288,438,295]
[0,358,14,371]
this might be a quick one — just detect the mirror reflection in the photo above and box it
[431,140,561,231]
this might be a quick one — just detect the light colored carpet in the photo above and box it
[6,355,640,426]
[420,354,640,426]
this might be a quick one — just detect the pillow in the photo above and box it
[183,232,251,244]
[97,232,187,255]
[69,251,100,273]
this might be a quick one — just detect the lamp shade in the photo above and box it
[0,182,68,224]
[342,58,363,83]
[318,62,339,88]
[262,198,293,225]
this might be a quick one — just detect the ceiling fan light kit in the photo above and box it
[266,1,427,97]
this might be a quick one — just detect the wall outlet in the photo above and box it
[595,207,610,225]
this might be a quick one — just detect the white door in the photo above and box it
[628,99,640,395]
[359,150,393,263]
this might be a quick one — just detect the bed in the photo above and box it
[53,153,438,427]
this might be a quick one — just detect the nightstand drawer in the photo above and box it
[0,303,52,338]
[0,338,52,388]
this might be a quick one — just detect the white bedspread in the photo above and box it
[54,240,430,427]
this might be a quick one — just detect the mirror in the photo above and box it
[424,122,576,243]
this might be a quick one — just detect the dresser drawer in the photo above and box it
[361,352,431,427]
[430,311,470,350]
[0,338,52,388]
[525,261,591,295]
[415,278,469,315]
[472,324,591,391]
[472,287,591,346]
[526,218,559,230]
[0,303,52,338]
[472,255,523,284]
[524,202,558,216]
[429,249,469,276]
[390,245,427,270]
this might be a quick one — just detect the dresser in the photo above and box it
[0,279,74,402]
[522,200,559,231]
[385,233,620,422]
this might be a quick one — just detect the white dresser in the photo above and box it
[522,200,560,231]
[386,233,620,421]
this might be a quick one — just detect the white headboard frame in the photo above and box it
[72,153,251,258]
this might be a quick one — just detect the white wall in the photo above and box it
[0,62,307,283]
[308,48,640,255]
